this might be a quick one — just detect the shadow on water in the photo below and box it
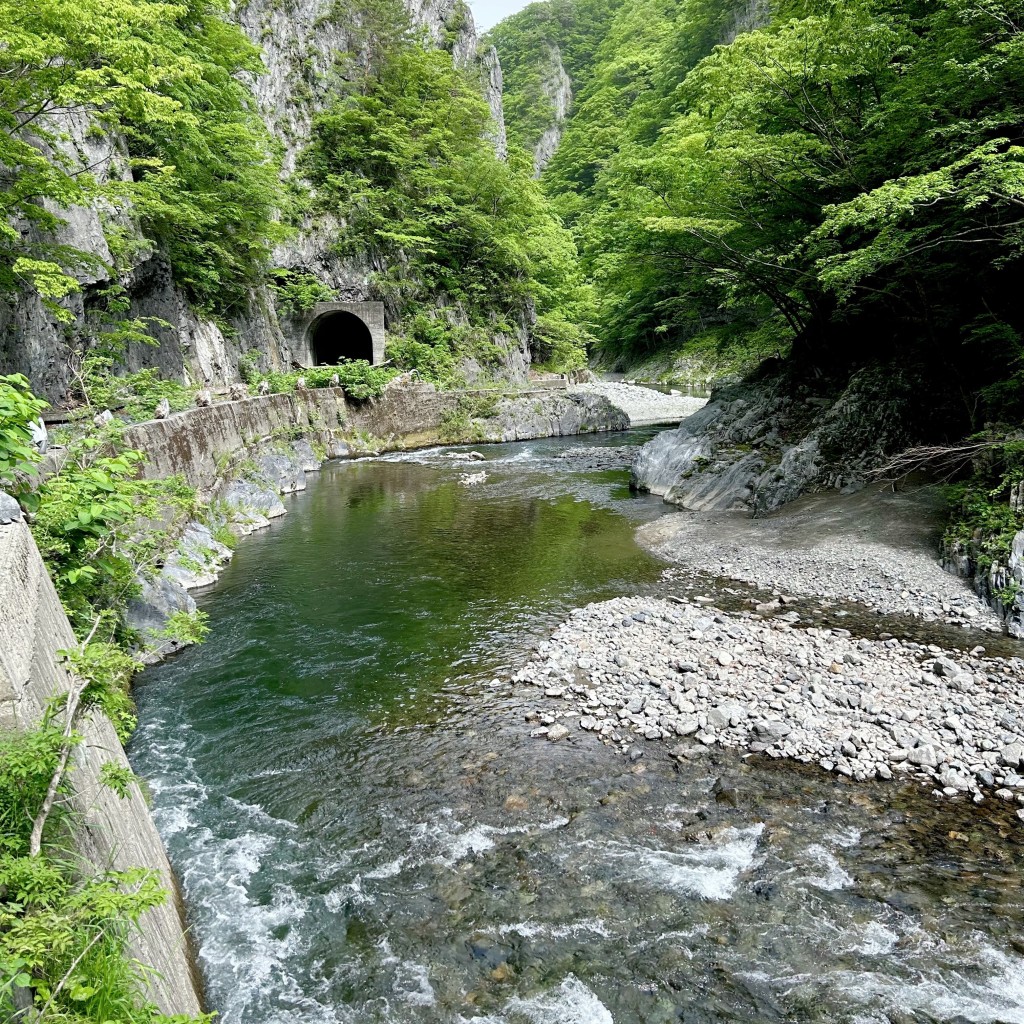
[129,430,1024,1024]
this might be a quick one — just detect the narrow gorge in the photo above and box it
[3,0,1024,1021]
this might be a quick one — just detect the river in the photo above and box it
[129,429,1024,1023]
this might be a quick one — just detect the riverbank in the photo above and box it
[638,481,1001,631]
[515,594,1024,808]
[515,473,1024,813]
[126,379,693,655]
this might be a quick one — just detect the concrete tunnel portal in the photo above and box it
[310,311,374,365]
[302,301,387,367]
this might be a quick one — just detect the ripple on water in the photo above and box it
[462,976,613,1024]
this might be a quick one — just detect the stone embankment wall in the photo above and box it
[122,381,451,496]
[122,380,630,495]
[0,500,203,1016]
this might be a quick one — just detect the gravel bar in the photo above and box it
[639,483,1003,631]
[573,381,707,427]
[514,595,1024,814]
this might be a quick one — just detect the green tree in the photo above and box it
[0,0,283,316]
[303,10,592,375]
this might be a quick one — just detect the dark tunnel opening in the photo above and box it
[310,311,375,365]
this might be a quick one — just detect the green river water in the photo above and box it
[129,430,1024,1024]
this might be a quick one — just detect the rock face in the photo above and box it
[944,522,1024,639]
[479,45,509,161]
[485,390,628,440]
[532,45,572,176]
[1,0,517,403]
[0,508,202,1015]
[633,366,926,516]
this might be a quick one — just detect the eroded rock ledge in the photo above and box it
[632,365,931,515]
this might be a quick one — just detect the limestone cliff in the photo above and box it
[0,0,515,404]
[532,45,572,176]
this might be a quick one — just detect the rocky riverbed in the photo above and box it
[514,595,1024,812]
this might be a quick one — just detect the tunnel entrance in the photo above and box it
[310,311,375,365]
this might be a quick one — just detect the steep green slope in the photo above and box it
[0,0,284,318]
[1,0,594,399]
[490,0,1024,427]
[301,0,592,377]
[483,0,623,161]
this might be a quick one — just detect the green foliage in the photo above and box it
[438,392,506,441]
[384,313,523,385]
[531,314,591,372]
[80,354,195,420]
[23,426,198,636]
[0,680,210,1023]
[253,361,398,400]
[211,521,238,549]
[484,0,625,157]
[270,269,337,317]
[301,9,592,370]
[63,638,141,742]
[944,438,1024,581]
[157,610,212,649]
[98,761,139,800]
[0,374,48,486]
[0,0,284,316]
[488,0,1024,400]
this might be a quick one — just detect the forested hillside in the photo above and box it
[0,0,593,406]
[491,0,1024,433]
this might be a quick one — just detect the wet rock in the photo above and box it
[712,777,741,806]
[547,724,570,742]
[258,452,306,494]
[127,574,196,663]
[223,479,286,532]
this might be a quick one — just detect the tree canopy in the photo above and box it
[491,0,1024,421]
[0,0,283,316]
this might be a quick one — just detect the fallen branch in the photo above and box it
[868,440,1003,484]
[29,615,102,858]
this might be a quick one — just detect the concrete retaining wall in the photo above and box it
[118,381,628,496]
[119,382,454,497]
[0,508,203,1016]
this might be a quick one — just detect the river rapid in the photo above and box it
[129,430,1024,1024]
